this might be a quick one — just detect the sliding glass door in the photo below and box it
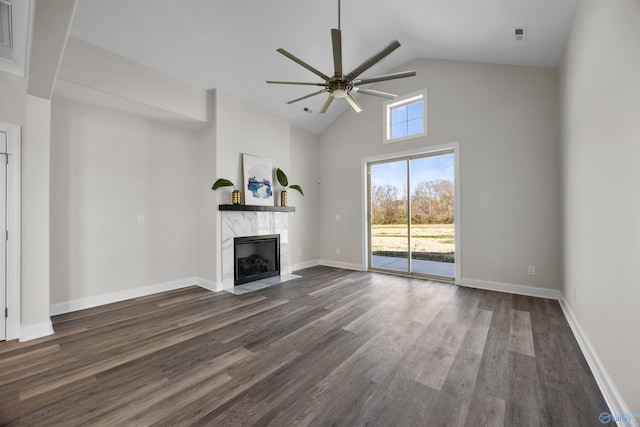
[368,151,455,280]
[369,159,409,274]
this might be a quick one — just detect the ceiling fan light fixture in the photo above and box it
[331,88,347,98]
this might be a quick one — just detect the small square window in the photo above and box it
[385,92,426,143]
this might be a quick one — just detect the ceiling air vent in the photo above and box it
[515,27,527,42]
[0,0,12,61]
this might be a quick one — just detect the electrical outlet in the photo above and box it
[336,248,340,255]
[527,266,535,276]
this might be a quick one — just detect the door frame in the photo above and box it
[361,142,461,283]
[0,122,21,340]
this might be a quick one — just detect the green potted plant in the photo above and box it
[212,178,241,205]
[276,168,303,207]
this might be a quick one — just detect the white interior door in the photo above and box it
[0,131,6,341]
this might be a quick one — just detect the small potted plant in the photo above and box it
[212,178,241,205]
[276,168,303,207]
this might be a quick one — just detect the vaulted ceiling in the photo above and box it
[70,0,577,134]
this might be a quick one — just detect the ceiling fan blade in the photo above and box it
[286,89,327,104]
[277,48,331,82]
[352,87,397,100]
[267,80,326,87]
[320,95,334,114]
[345,40,401,81]
[345,93,362,113]
[353,70,417,86]
[331,28,343,77]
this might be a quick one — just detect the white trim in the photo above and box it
[453,145,461,282]
[195,276,222,292]
[361,142,461,283]
[459,277,562,300]
[0,122,21,340]
[361,160,368,273]
[20,320,53,342]
[290,259,319,272]
[318,259,364,271]
[558,295,637,427]
[49,277,199,316]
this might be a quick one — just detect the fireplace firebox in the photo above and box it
[234,234,280,286]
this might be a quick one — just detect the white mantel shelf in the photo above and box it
[219,204,295,212]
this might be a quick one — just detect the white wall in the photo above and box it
[215,90,291,194]
[195,119,217,284]
[561,0,640,413]
[2,10,212,336]
[318,59,562,290]
[290,126,320,269]
[0,72,27,123]
[22,94,53,337]
[50,97,198,305]
[213,90,291,283]
[27,0,77,99]
[46,80,320,311]
[0,69,54,339]
[57,38,209,125]
[195,90,321,284]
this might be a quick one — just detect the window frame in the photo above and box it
[383,90,427,144]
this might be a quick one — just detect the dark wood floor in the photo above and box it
[1,266,611,426]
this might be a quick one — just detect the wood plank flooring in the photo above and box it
[0,266,612,426]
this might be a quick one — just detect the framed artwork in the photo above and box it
[242,153,274,206]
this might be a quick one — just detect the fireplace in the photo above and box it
[234,234,280,286]
[220,209,290,290]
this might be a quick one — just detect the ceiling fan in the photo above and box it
[266,0,416,114]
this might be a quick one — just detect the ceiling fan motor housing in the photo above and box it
[327,78,353,98]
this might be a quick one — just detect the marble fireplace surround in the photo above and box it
[220,207,296,292]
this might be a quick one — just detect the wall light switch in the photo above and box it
[137,215,145,224]
[335,214,341,221]
[527,266,535,276]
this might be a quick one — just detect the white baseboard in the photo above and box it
[196,277,223,292]
[318,259,364,272]
[20,320,54,342]
[459,277,562,300]
[558,295,637,427]
[49,277,199,316]
[290,259,320,272]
